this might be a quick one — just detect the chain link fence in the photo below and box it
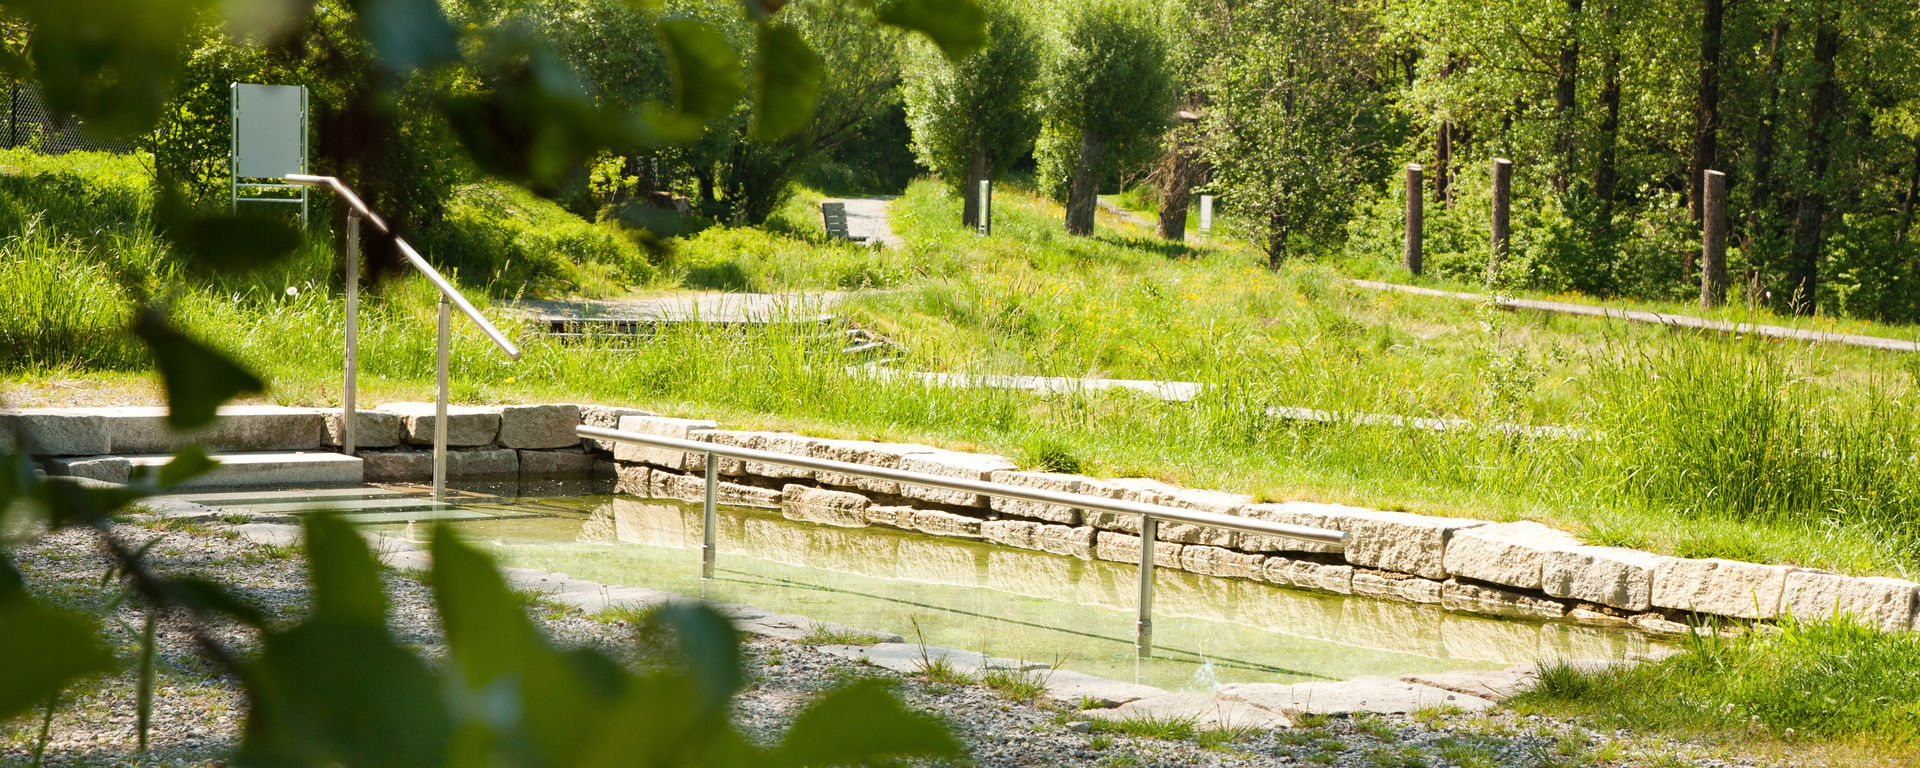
[1,80,138,154]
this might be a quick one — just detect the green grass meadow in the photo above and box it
[8,149,1920,579]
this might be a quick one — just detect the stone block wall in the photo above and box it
[13,403,1916,636]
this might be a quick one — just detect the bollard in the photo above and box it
[1487,158,1512,286]
[1701,170,1728,308]
[1198,195,1214,239]
[978,179,992,236]
[1404,164,1424,275]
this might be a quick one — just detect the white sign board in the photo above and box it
[231,83,306,178]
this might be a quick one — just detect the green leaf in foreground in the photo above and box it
[659,19,747,122]
[878,0,988,60]
[769,678,964,767]
[131,308,266,431]
[752,25,824,141]
[240,620,453,768]
[0,596,115,722]
[303,514,388,626]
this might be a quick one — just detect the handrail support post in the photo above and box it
[702,451,718,580]
[433,296,451,500]
[341,211,360,457]
[1136,515,1156,659]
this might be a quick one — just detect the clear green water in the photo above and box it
[375,495,1666,691]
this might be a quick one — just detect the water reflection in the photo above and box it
[399,495,1665,690]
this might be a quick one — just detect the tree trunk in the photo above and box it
[1066,128,1104,236]
[1786,21,1841,315]
[1553,0,1583,194]
[1745,19,1788,264]
[1593,22,1621,231]
[1156,137,1196,241]
[962,146,988,228]
[1688,0,1725,226]
[1436,121,1453,207]
[1898,137,1920,246]
[1265,210,1288,270]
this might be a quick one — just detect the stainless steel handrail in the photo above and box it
[287,174,521,498]
[577,425,1348,658]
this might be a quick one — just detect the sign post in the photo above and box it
[230,83,309,226]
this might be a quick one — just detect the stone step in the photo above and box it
[2,405,333,455]
[169,486,409,505]
[48,451,363,488]
[227,497,452,515]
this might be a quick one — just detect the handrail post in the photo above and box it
[341,211,360,456]
[702,450,718,580]
[1136,515,1157,659]
[433,296,451,499]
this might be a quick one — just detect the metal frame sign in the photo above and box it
[230,83,309,224]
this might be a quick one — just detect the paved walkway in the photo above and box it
[514,292,857,327]
[835,196,902,248]
[1351,279,1920,354]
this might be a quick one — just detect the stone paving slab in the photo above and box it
[1399,666,1541,702]
[1084,692,1292,731]
[1218,676,1496,716]
[1037,669,1167,709]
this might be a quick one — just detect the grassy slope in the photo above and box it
[6,153,1920,577]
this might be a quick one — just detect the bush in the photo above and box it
[417,182,660,298]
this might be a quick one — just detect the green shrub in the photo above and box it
[418,182,660,298]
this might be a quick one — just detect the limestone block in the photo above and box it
[324,410,403,449]
[1160,487,1254,549]
[576,404,656,451]
[1094,531,1183,569]
[1443,521,1583,590]
[809,440,940,494]
[653,473,783,508]
[447,448,518,479]
[686,430,761,475]
[986,470,1088,525]
[1036,524,1096,558]
[1310,563,1354,595]
[1353,571,1444,604]
[612,415,718,470]
[744,432,818,480]
[1440,579,1567,620]
[896,450,1017,507]
[910,509,985,538]
[498,404,581,449]
[982,519,1042,549]
[782,483,870,512]
[1218,677,1494,716]
[0,409,109,455]
[781,483,869,527]
[1543,546,1668,612]
[613,464,651,495]
[1782,571,1919,632]
[1652,557,1794,620]
[1085,693,1291,731]
[1179,546,1266,580]
[864,505,916,528]
[361,450,430,482]
[1039,670,1167,709]
[45,455,130,484]
[99,405,328,453]
[379,403,501,447]
[1239,502,1362,554]
[1343,509,1486,580]
[519,449,593,478]
[1082,478,1174,533]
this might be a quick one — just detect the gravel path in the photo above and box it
[1,517,1774,768]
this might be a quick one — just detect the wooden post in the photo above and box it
[1404,163,1424,276]
[1700,169,1728,307]
[1487,158,1512,286]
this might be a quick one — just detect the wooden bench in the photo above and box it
[821,202,867,242]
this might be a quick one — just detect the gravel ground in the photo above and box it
[0,518,1776,768]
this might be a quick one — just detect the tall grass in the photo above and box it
[7,154,1920,576]
[1511,617,1920,762]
